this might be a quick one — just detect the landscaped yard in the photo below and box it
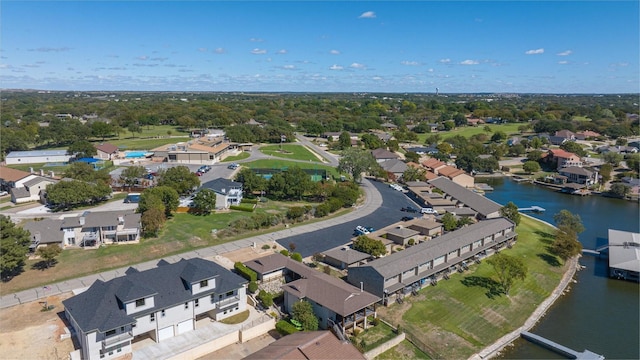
[245,159,342,179]
[417,123,522,143]
[377,216,566,359]
[221,151,251,162]
[259,144,323,162]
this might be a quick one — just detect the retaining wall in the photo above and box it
[363,333,406,360]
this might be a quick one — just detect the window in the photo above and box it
[150,313,155,322]
[200,279,208,288]
[120,326,124,332]
[226,291,234,297]
[135,298,145,307]
[106,329,116,337]
[195,299,199,308]
[184,302,189,309]
[211,294,215,304]
[161,310,166,317]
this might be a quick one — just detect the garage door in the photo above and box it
[158,326,174,342]
[177,320,194,335]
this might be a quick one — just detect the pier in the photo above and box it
[518,206,546,213]
[521,331,604,360]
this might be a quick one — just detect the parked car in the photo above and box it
[227,163,240,170]
[421,207,438,214]
[389,183,403,191]
[401,206,418,213]
[354,225,370,235]
[0,191,8,197]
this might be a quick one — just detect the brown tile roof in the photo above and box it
[422,158,446,170]
[437,166,466,178]
[94,143,119,154]
[243,331,365,360]
[0,166,31,182]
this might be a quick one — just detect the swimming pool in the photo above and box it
[124,151,147,158]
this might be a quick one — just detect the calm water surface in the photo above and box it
[481,178,639,360]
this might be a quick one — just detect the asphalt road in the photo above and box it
[276,180,423,257]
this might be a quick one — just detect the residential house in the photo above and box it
[598,145,638,155]
[10,176,57,204]
[347,217,516,303]
[627,141,640,150]
[23,218,64,251]
[152,139,234,165]
[544,149,583,170]
[620,177,640,198]
[384,226,420,247]
[243,331,365,360]
[404,146,438,155]
[61,210,141,247]
[379,159,408,179]
[0,166,33,192]
[245,254,381,334]
[321,247,371,270]
[322,132,358,141]
[201,178,243,209]
[380,122,398,131]
[5,150,72,165]
[371,148,400,163]
[63,258,248,360]
[422,158,474,188]
[575,130,602,140]
[428,177,502,219]
[95,143,119,160]
[554,130,576,141]
[558,166,598,185]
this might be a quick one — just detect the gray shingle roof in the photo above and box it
[23,176,55,188]
[371,148,399,160]
[428,177,502,217]
[362,218,515,278]
[244,331,365,360]
[608,229,640,272]
[63,258,247,334]
[10,187,30,199]
[22,218,64,245]
[322,247,371,264]
[201,178,243,194]
[379,159,408,173]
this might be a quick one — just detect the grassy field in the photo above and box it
[352,321,399,352]
[377,216,566,359]
[259,144,322,162]
[377,340,431,360]
[417,123,522,143]
[221,152,251,162]
[245,159,342,178]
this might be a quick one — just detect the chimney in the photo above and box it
[40,169,44,176]
[30,167,34,174]
[79,217,85,226]
[360,282,363,292]
[49,171,54,178]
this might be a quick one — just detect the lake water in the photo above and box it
[481,178,639,359]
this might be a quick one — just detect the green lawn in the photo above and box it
[377,340,432,360]
[221,152,251,162]
[245,159,342,179]
[259,144,322,162]
[417,123,522,143]
[353,321,398,352]
[377,216,566,359]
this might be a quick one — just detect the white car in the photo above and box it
[389,183,403,191]
[421,207,438,214]
[0,191,8,197]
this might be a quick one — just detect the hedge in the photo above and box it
[241,198,259,204]
[276,320,299,335]
[234,262,258,282]
[230,204,255,212]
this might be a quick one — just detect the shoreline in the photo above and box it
[469,214,579,360]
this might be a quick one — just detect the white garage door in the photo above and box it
[177,320,194,335]
[158,326,174,342]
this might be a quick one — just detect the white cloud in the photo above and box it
[282,65,295,69]
[350,62,365,69]
[137,55,149,60]
[329,64,344,70]
[330,49,341,55]
[249,38,264,42]
[276,49,288,54]
[197,48,208,53]
[558,61,569,65]
[401,60,419,66]
[214,48,226,54]
[372,76,383,81]
[460,60,479,65]
[525,48,544,55]
[358,11,376,19]
[557,50,572,56]
[428,68,434,72]
[251,48,267,55]
[28,47,72,52]
[439,58,451,64]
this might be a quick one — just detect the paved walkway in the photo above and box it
[0,179,382,309]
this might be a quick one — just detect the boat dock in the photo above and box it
[521,331,605,359]
[518,206,546,213]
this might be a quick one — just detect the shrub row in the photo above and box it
[241,198,259,204]
[229,204,255,212]
[233,262,257,282]
[276,320,299,335]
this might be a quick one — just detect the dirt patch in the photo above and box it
[223,246,277,264]
[0,293,76,359]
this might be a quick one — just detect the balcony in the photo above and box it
[103,331,133,348]
[217,295,240,308]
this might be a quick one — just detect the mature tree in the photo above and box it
[402,167,426,182]
[64,162,107,183]
[91,121,114,141]
[283,166,313,200]
[387,139,400,152]
[192,189,217,214]
[0,215,31,279]
[68,140,97,158]
[141,207,165,237]
[338,148,378,182]
[602,152,624,166]
[522,161,541,174]
[491,131,507,142]
[487,253,527,295]
[157,166,200,195]
[625,154,639,172]
[404,151,420,163]
[360,133,384,150]
[553,210,585,234]
[441,212,458,231]
[338,131,352,150]
[352,236,386,257]
[599,163,613,183]
[235,168,268,196]
[608,183,630,198]
[120,165,146,187]
[527,150,544,162]
[141,186,179,217]
[453,113,468,126]
[127,123,142,138]
[47,180,111,210]
[292,300,319,331]
[500,202,521,226]
[36,245,62,269]
[552,225,583,261]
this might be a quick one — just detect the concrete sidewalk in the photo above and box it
[0,179,382,309]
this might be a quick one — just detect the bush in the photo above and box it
[229,204,254,212]
[248,281,258,294]
[286,206,306,221]
[315,203,331,217]
[258,290,274,307]
[280,249,289,257]
[261,244,271,250]
[275,320,299,335]
[241,198,259,204]
[291,252,303,262]
[371,317,380,326]
[408,238,415,246]
[234,262,258,282]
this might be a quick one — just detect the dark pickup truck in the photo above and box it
[401,206,418,213]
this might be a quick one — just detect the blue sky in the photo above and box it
[1,1,638,93]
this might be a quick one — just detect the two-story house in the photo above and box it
[545,149,583,170]
[201,178,243,209]
[10,176,57,204]
[63,258,248,360]
[61,210,141,247]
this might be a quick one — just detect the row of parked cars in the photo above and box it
[195,165,211,176]
[401,206,439,214]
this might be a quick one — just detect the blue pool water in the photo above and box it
[125,151,146,158]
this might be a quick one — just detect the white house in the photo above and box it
[4,150,71,165]
[200,178,243,209]
[60,210,142,247]
[63,258,248,360]
[10,176,57,204]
